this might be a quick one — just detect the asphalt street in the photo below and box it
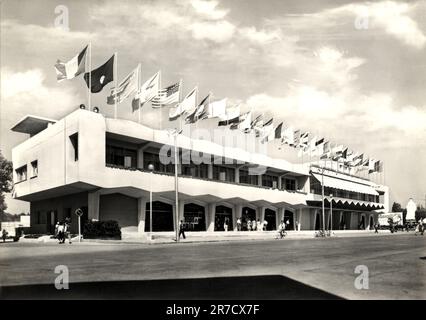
[0,233,425,299]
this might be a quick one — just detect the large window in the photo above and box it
[15,165,27,183]
[106,145,137,168]
[262,174,278,188]
[143,151,175,173]
[213,165,235,182]
[182,164,208,179]
[239,169,258,186]
[285,178,296,191]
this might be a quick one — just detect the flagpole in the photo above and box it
[179,78,183,133]
[88,42,92,111]
[159,71,162,130]
[138,63,142,124]
[114,52,118,119]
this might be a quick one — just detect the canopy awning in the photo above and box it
[312,173,379,196]
[11,115,57,136]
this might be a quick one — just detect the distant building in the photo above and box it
[378,212,403,226]
[406,198,417,221]
[11,109,389,236]
[1,215,30,237]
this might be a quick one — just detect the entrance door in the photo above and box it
[215,205,233,231]
[314,212,321,230]
[46,210,58,234]
[184,203,206,231]
[145,201,174,232]
[359,215,366,230]
[264,209,276,230]
[369,216,374,229]
[241,207,256,230]
[284,210,294,230]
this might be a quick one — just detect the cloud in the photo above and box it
[189,20,236,42]
[190,0,229,20]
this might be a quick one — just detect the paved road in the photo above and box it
[0,234,425,299]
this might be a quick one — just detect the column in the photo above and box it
[88,190,100,221]
[137,197,147,233]
[137,147,144,169]
[278,176,282,190]
[208,164,213,179]
[207,203,215,232]
[172,204,177,232]
[258,175,262,187]
[235,167,240,184]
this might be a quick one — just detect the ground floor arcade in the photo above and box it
[28,190,380,235]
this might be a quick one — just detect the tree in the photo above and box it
[0,150,13,214]
[391,202,402,212]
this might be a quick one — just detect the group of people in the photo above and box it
[55,218,72,244]
[236,218,269,231]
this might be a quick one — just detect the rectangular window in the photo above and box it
[262,174,278,188]
[285,178,296,191]
[15,165,27,183]
[143,151,174,173]
[239,169,258,186]
[106,145,137,168]
[30,160,38,178]
[69,133,79,161]
[213,165,235,182]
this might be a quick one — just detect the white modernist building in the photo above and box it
[11,108,388,236]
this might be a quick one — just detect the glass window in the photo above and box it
[15,165,27,182]
[213,165,235,182]
[31,160,38,177]
[143,151,174,173]
[69,133,78,161]
[106,145,137,168]
[285,178,296,191]
[239,169,258,186]
[262,174,278,188]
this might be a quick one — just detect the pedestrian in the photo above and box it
[257,219,261,231]
[374,222,379,233]
[54,222,59,238]
[179,220,186,239]
[2,229,8,242]
[64,218,72,244]
[247,219,252,231]
[263,220,268,231]
[224,218,229,232]
[237,217,242,231]
[279,220,286,238]
[57,223,64,244]
[252,219,257,231]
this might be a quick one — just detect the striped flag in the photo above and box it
[107,65,139,105]
[185,94,210,124]
[260,118,274,142]
[169,87,197,120]
[133,71,160,109]
[151,82,180,107]
[230,111,251,131]
[55,45,88,82]
[274,122,283,139]
[218,105,241,126]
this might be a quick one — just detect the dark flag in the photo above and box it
[274,122,283,139]
[218,115,240,126]
[84,55,114,93]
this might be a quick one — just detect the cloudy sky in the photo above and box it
[1,0,426,213]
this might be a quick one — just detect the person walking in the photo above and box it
[252,219,257,231]
[64,218,72,244]
[179,220,186,239]
[2,229,8,242]
[263,220,268,231]
[257,219,261,231]
[224,218,229,232]
[247,219,252,231]
[237,217,242,231]
[374,222,379,234]
[57,223,65,244]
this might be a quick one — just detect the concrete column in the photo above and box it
[234,204,242,231]
[258,175,262,187]
[88,190,100,221]
[278,176,282,190]
[172,205,177,232]
[137,197,147,233]
[137,148,144,169]
[208,164,213,179]
[207,203,215,232]
[235,167,240,183]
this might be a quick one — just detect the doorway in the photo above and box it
[214,205,233,231]
[264,209,276,230]
[284,210,294,230]
[241,207,256,230]
[184,203,206,231]
[145,201,174,232]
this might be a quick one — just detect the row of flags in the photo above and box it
[54,45,383,175]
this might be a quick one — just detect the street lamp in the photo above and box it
[148,163,154,240]
[330,194,333,234]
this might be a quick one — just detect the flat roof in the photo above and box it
[11,115,57,135]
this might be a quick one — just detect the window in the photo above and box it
[30,160,38,178]
[213,165,235,182]
[69,133,79,161]
[262,174,278,188]
[182,164,208,178]
[285,178,296,191]
[239,169,258,186]
[15,165,27,183]
[143,151,174,173]
[106,145,137,168]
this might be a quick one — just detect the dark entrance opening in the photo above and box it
[359,215,366,230]
[314,212,321,230]
[215,205,233,231]
[241,207,256,231]
[284,210,294,231]
[145,201,174,232]
[46,210,58,234]
[264,209,276,230]
[184,203,206,231]
[369,215,374,229]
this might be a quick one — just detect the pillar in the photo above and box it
[258,175,262,187]
[137,148,144,169]
[207,203,215,232]
[278,176,282,190]
[235,167,240,183]
[208,164,213,179]
[137,197,147,233]
[88,190,100,221]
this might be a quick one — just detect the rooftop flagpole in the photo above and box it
[88,42,92,111]
[138,63,142,124]
[114,52,118,119]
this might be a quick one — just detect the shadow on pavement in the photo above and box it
[1,275,343,300]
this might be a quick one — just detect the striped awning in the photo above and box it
[312,173,379,196]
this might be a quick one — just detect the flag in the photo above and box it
[218,105,241,126]
[169,87,198,120]
[312,138,325,157]
[370,159,382,173]
[293,130,301,147]
[107,66,139,105]
[250,115,263,136]
[230,111,251,131]
[260,118,274,142]
[185,94,210,124]
[274,122,283,139]
[350,153,364,167]
[331,145,345,160]
[298,132,309,148]
[308,136,318,154]
[282,126,295,146]
[151,82,180,107]
[203,98,227,119]
[134,71,160,108]
[84,55,114,93]
[55,45,88,82]
[320,141,331,159]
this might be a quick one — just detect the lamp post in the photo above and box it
[148,163,154,240]
[321,168,325,234]
[330,194,333,234]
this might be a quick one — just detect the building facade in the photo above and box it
[11,109,388,235]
